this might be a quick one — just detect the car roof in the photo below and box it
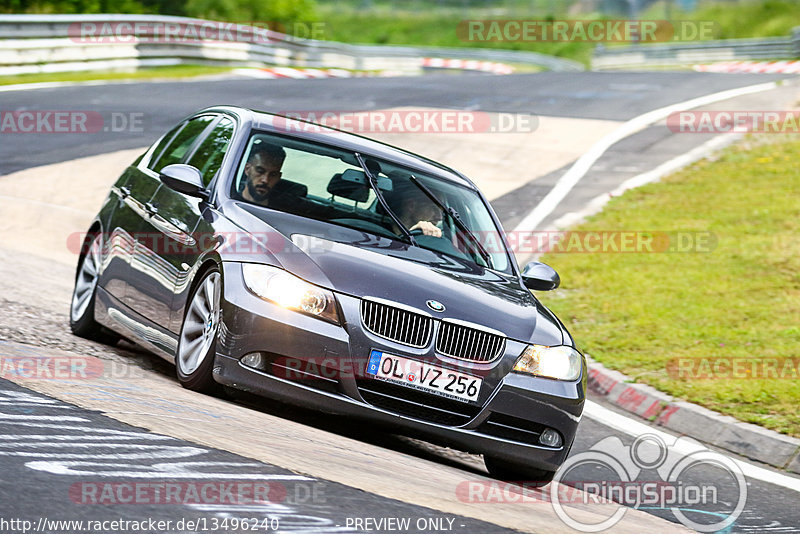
[207,105,477,189]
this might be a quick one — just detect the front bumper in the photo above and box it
[214,262,585,471]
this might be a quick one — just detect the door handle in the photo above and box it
[119,186,131,199]
[144,202,158,216]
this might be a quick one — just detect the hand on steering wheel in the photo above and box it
[408,220,442,238]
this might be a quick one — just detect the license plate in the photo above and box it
[365,350,482,403]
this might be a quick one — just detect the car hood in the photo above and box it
[222,202,566,345]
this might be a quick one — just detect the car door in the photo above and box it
[99,123,184,301]
[123,114,217,322]
[130,115,236,334]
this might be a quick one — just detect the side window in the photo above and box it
[145,123,182,169]
[187,117,235,186]
[151,115,215,173]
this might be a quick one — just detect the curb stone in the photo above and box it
[586,355,800,475]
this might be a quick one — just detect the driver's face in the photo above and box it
[244,153,282,202]
[402,197,439,225]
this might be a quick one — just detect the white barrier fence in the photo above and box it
[592,27,800,70]
[0,14,584,76]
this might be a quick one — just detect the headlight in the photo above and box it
[513,345,583,381]
[241,263,340,324]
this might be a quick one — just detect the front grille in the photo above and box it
[360,299,507,362]
[436,321,505,362]
[361,299,432,348]
[357,379,481,426]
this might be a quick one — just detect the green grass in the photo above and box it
[537,137,800,436]
[0,65,236,86]
[315,0,800,67]
[316,9,598,66]
[642,0,800,40]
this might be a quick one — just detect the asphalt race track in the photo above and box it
[1,71,799,533]
[0,71,791,175]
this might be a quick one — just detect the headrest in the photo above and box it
[272,179,307,198]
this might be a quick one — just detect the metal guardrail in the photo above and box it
[592,28,800,70]
[0,14,584,76]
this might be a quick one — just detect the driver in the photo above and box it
[386,179,443,238]
[241,143,286,206]
[396,192,442,238]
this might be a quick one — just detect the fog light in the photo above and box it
[241,352,264,370]
[539,428,562,448]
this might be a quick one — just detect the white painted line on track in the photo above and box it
[0,414,88,421]
[585,400,800,494]
[0,80,113,93]
[105,411,223,422]
[549,132,739,230]
[512,81,778,236]
[0,74,238,93]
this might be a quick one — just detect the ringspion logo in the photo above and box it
[551,434,747,532]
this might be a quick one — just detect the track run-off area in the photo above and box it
[1,70,799,533]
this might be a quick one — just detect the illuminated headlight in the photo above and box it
[241,263,340,324]
[513,345,583,381]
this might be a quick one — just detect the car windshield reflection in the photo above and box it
[231,132,511,273]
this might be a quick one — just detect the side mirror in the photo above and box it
[521,261,560,291]
[160,164,208,200]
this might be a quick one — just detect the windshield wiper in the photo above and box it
[408,174,493,268]
[355,153,418,246]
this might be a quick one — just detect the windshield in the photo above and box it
[232,132,511,273]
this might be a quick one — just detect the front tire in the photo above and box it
[484,456,556,487]
[176,268,221,393]
[70,233,119,345]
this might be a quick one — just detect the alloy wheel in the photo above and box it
[178,272,221,375]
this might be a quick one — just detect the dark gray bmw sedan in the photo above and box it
[70,105,586,484]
